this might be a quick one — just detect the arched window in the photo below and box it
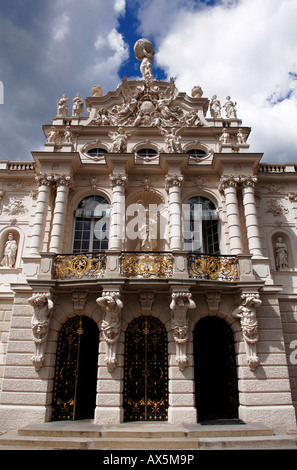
[86,148,107,158]
[183,196,219,254]
[73,195,110,253]
[187,149,206,159]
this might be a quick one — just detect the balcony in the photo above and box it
[54,252,107,280]
[119,252,174,279]
[48,251,244,283]
[187,253,239,281]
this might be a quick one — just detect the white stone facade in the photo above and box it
[0,39,297,435]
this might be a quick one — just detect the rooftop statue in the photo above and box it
[134,38,155,80]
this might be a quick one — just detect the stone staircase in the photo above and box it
[0,420,296,450]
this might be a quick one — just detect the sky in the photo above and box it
[0,0,297,163]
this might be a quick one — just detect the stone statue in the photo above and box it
[160,127,182,152]
[210,95,221,118]
[137,202,158,251]
[275,237,288,270]
[96,291,123,372]
[224,96,237,118]
[108,127,131,153]
[91,85,103,97]
[72,93,84,117]
[237,128,247,144]
[57,93,69,118]
[219,128,230,145]
[64,125,72,143]
[47,126,59,143]
[170,292,196,370]
[134,38,155,80]
[1,233,18,268]
[28,292,54,370]
[232,293,262,370]
[191,86,203,98]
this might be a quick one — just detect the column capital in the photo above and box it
[53,174,72,187]
[165,173,184,191]
[109,173,128,189]
[35,173,55,187]
[240,175,258,188]
[218,175,239,193]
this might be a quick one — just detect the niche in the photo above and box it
[271,231,293,271]
[0,229,20,269]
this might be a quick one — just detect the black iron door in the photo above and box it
[51,316,99,421]
[124,316,168,421]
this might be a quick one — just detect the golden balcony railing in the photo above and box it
[54,252,107,280]
[119,252,174,279]
[187,253,239,281]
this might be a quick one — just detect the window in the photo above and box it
[187,149,206,159]
[73,195,110,253]
[137,148,158,158]
[86,148,107,158]
[183,196,219,254]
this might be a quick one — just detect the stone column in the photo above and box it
[166,174,184,251]
[30,174,53,255]
[109,173,127,251]
[49,175,71,254]
[241,176,263,257]
[219,176,243,255]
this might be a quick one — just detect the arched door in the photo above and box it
[123,316,168,422]
[51,316,99,421]
[194,317,239,422]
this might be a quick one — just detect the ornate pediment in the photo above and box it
[85,39,209,129]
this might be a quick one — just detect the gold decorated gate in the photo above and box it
[123,316,168,421]
[51,316,99,421]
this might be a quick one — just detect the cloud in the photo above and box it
[137,0,297,162]
[0,0,129,161]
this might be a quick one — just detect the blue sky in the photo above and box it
[0,0,297,162]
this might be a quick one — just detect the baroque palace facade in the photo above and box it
[0,38,297,435]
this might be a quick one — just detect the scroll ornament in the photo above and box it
[28,293,54,370]
[170,292,196,371]
[232,293,262,371]
[96,291,123,372]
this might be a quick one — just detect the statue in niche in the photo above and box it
[96,291,123,372]
[170,292,196,371]
[28,292,54,370]
[137,201,158,251]
[224,96,237,118]
[210,95,221,118]
[1,232,18,268]
[57,93,69,118]
[232,293,262,371]
[72,93,84,117]
[275,237,289,270]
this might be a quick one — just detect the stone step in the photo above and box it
[0,432,296,450]
[0,421,296,450]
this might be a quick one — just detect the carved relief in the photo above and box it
[170,292,196,371]
[96,291,123,372]
[232,293,262,371]
[28,293,54,370]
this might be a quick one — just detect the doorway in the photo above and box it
[193,316,239,422]
[51,316,99,421]
[123,316,168,421]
